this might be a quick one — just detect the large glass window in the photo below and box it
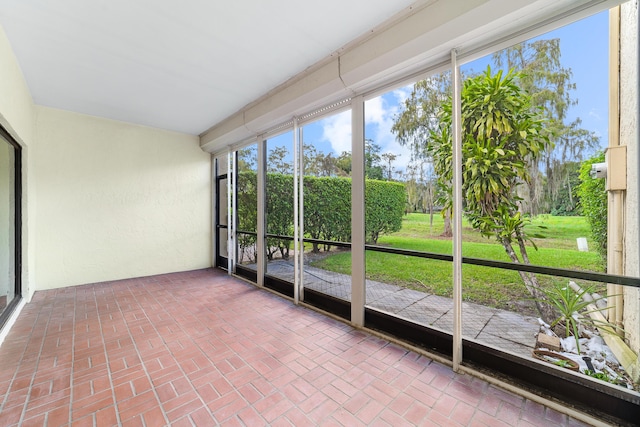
[301,111,352,303]
[236,145,258,269]
[0,128,20,327]
[363,72,454,334]
[451,11,640,395]
[265,131,295,283]
[214,4,639,421]
[214,155,229,269]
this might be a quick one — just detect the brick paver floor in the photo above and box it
[0,268,595,426]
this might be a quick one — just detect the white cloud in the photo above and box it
[318,85,416,175]
[392,85,412,105]
[365,92,412,172]
[588,108,602,121]
[320,110,351,154]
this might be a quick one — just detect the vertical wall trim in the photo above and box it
[351,96,366,327]
[257,140,266,287]
[451,49,463,371]
[607,6,624,331]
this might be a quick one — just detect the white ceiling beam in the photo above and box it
[200,0,621,154]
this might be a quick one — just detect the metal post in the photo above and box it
[451,49,463,371]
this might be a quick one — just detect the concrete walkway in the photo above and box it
[262,260,540,358]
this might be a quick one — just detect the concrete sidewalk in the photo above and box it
[263,260,540,358]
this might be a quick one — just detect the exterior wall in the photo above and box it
[621,1,640,355]
[0,25,36,301]
[33,106,211,290]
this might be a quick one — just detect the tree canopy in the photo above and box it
[429,67,556,322]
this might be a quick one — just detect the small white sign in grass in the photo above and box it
[577,237,589,252]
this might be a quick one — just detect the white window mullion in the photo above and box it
[293,118,301,304]
[451,49,463,371]
[298,125,305,302]
[257,140,266,287]
[351,96,366,327]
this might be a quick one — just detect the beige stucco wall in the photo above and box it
[621,1,639,355]
[33,106,212,290]
[0,25,36,301]
[1,22,213,298]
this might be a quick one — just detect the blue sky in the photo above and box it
[270,10,609,173]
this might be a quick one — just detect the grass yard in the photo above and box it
[310,213,604,314]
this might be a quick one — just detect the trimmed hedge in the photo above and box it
[365,180,405,244]
[577,153,607,264]
[236,172,405,254]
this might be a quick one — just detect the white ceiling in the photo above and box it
[0,0,417,135]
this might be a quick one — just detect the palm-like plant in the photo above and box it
[429,66,555,323]
[543,283,610,354]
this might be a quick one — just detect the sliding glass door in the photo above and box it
[0,126,21,328]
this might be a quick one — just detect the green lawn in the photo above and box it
[311,213,603,314]
[390,213,598,251]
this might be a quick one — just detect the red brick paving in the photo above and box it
[0,269,595,426]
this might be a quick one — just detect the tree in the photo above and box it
[335,151,352,176]
[267,146,292,174]
[381,152,400,181]
[365,139,384,180]
[431,67,555,322]
[493,40,600,215]
[392,72,454,236]
[549,161,581,216]
[331,140,385,179]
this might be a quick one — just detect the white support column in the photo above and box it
[351,96,366,327]
[293,118,301,304]
[257,139,266,287]
[451,49,463,371]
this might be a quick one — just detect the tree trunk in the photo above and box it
[429,207,434,229]
[441,208,452,237]
[567,174,574,210]
[501,237,556,324]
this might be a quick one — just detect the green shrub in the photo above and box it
[236,171,405,250]
[577,152,607,264]
[266,173,294,259]
[365,180,406,244]
[304,176,352,251]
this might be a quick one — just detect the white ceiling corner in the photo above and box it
[0,0,418,135]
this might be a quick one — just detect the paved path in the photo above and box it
[262,260,540,358]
